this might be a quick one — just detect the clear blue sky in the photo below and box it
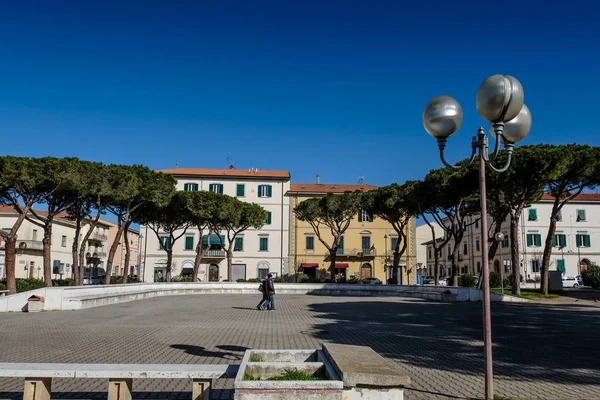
[1,1,599,186]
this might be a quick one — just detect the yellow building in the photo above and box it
[287,182,417,284]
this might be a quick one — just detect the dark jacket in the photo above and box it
[265,278,275,296]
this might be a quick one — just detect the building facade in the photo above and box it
[140,168,291,282]
[416,222,443,275]
[0,206,112,280]
[423,193,600,279]
[288,182,417,284]
[103,221,141,277]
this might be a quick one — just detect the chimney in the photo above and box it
[316,174,320,184]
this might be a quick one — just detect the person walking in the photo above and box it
[257,277,268,310]
[264,273,276,311]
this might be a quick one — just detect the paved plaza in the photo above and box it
[0,294,599,400]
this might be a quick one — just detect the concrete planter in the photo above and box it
[234,350,343,400]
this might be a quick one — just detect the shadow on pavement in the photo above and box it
[170,344,247,361]
[307,299,600,386]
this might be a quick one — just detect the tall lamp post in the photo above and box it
[423,75,532,400]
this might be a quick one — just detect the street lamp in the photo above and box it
[423,74,532,400]
[384,234,388,282]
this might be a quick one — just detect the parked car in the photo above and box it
[562,276,579,288]
[576,275,583,286]
[439,276,450,286]
[362,277,382,285]
[83,276,101,285]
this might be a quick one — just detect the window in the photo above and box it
[476,238,480,252]
[527,233,542,247]
[528,209,538,221]
[32,229,38,241]
[234,237,244,251]
[502,233,509,248]
[236,184,245,197]
[184,183,198,192]
[553,234,567,248]
[61,235,67,247]
[265,212,272,225]
[358,210,373,223]
[556,259,566,273]
[576,234,591,248]
[577,209,586,222]
[361,236,371,250]
[475,219,479,229]
[258,185,272,198]
[259,237,269,251]
[477,261,481,273]
[209,184,224,194]
[336,236,344,255]
[428,247,432,259]
[555,209,562,222]
[391,237,399,251]
[463,243,468,255]
[185,236,194,251]
[305,236,314,250]
[531,259,540,273]
[159,236,170,250]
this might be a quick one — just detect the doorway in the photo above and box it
[209,264,219,282]
[360,263,372,279]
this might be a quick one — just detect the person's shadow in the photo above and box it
[171,344,249,361]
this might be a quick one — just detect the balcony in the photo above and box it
[18,240,43,251]
[202,249,226,258]
[335,248,377,257]
[88,233,108,242]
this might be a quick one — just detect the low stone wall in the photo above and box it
[0,282,528,312]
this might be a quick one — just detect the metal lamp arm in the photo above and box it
[437,138,477,170]
[487,144,515,173]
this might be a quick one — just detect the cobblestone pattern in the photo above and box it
[0,294,599,399]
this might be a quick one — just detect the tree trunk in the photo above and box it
[540,217,557,295]
[122,226,130,284]
[227,249,233,281]
[72,221,82,285]
[194,240,203,282]
[5,237,17,294]
[329,250,337,281]
[392,249,400,285]
[166,250,173,282]
[510,212,522,296]
[434,248,440,287]
[43,222,53,287]
[105,212,129,284]
[451,243,460,287]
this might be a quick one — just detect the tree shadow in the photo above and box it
[307,299,600,386]
[170,344,245,361]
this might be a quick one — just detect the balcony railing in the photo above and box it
[18,240,44,251]
[335,248,377,257]
[88,233,108,242]
[202,249,226,258]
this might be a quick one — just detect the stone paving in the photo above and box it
[0,294,599,400]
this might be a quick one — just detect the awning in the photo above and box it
[335,263,349,269]
[181,268,194,275]
[202,234,224,245]
[301,263,319,268]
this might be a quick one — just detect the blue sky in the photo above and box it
[1,1,599,187]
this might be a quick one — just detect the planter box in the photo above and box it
[234,350,343,400]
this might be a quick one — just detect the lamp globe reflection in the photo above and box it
[502,104,532,143]
[476,75,524,123]
[423,95,463,139]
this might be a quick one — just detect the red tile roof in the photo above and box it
[158,168,290,179]
[289,184,378,194]
[540,193,600,202]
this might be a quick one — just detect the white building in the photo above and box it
[423,193,600,280]
[416,222,443,273]
[140,168,291,282]
[0,205,112,280]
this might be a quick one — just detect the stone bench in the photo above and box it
[0,363,237,400]
[323,343,410,399]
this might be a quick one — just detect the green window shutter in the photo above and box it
[526,234,532,247]
[259,237,268,251]
[529,209,537,221]
[266,212,272,225]
[557,259,566,272]
[586,234,591,247]
[267,185,272,197]
[234,237,244,251]
[552,235,557,247]
[236,184,245,197]
[536,234,542,246]
[576,235,581,247]
[185,236,194,250]
[306,236,314,250]
[561,234,566,245]
[184,183,189,191]
[577,209,586,221]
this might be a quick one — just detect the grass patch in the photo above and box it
[249,354,264,362]
[244,368,327,381]
[491,288,559,299]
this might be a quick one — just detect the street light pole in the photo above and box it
[423,75,532,400]
[384,234,388,282]
[494,232,505,294]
